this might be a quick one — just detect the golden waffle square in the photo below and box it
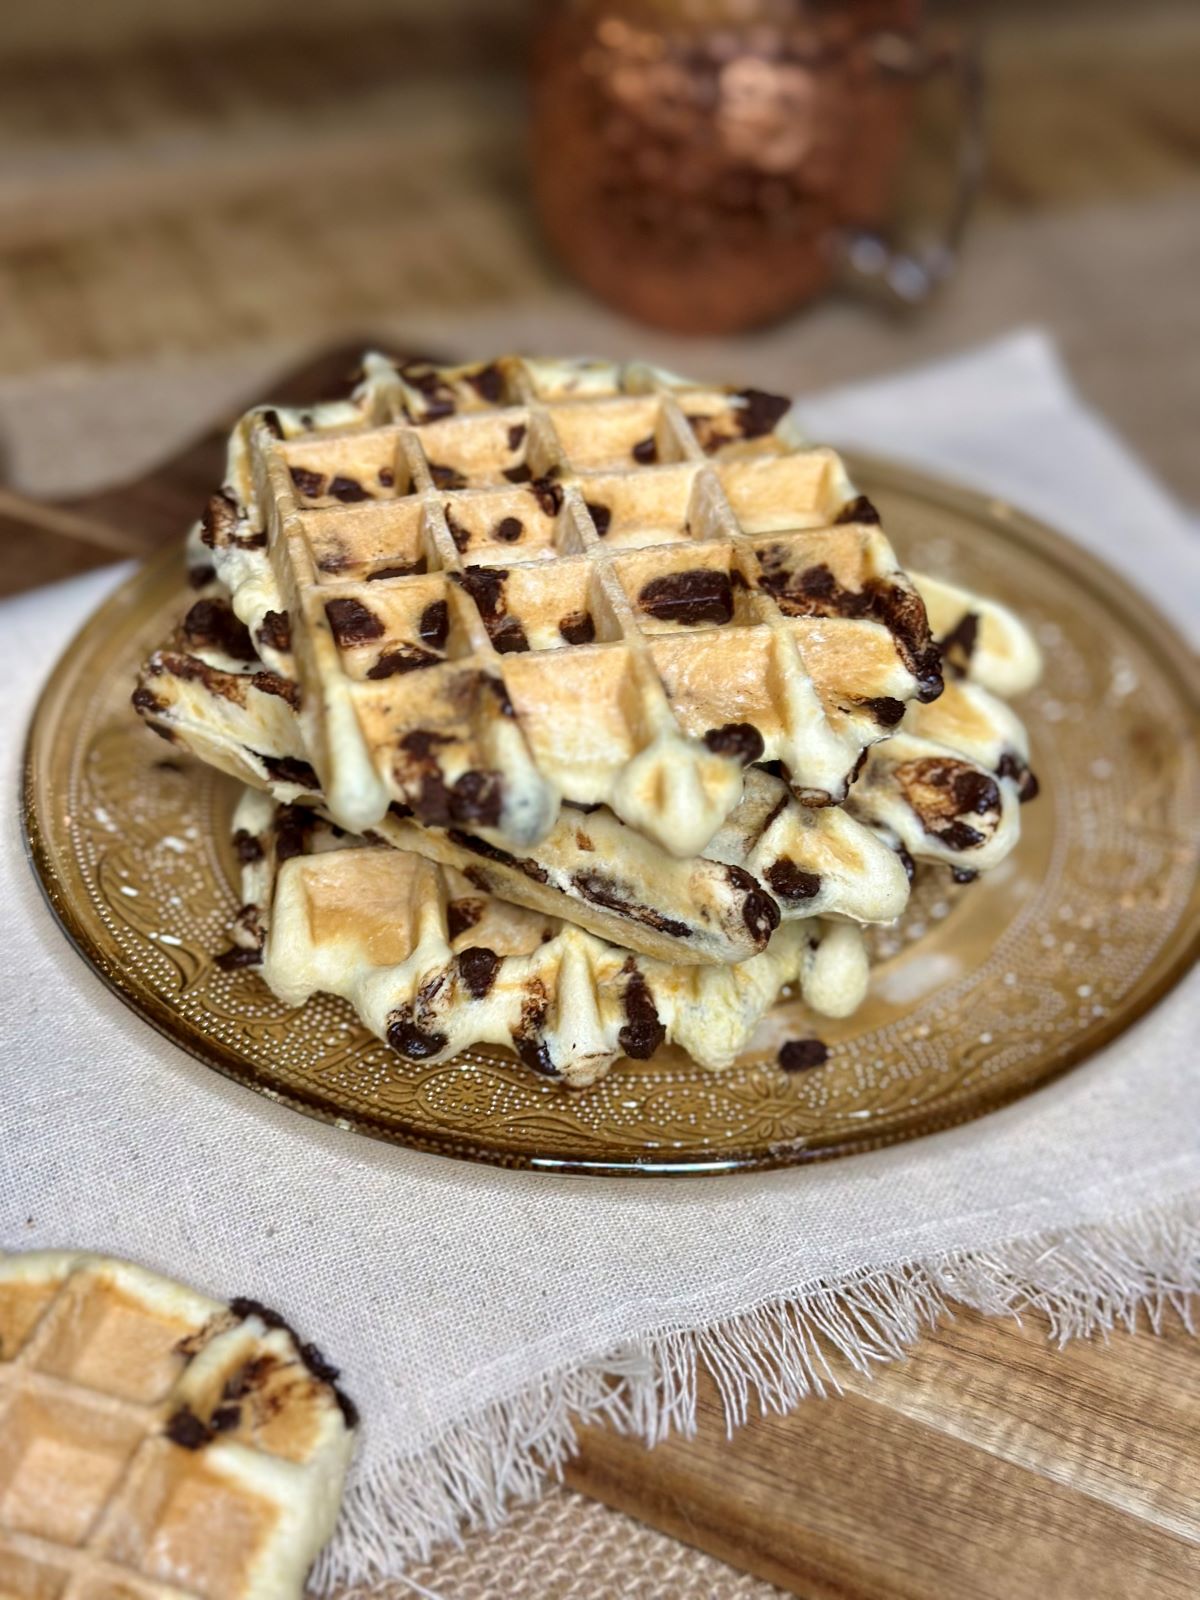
[0,1252,355,1600]
[204,354,944,857]
[230,790,869,1086]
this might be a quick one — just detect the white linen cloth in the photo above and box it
[1,331,1197,1582]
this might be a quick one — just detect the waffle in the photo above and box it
[230,790,868,1086]
[135,599,918,964]
[200,352,943,854]
[0,1251,355,1600]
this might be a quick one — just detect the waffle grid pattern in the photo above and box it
[223,355,939,852]
[0,1255,353,1600]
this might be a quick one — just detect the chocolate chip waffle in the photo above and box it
[135,596,918,965]
[230,790,867,1086]
[0,1251,355,1599]
[202,353,942,854]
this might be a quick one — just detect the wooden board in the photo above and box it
[567,1305,1200,1598]
[7,345,1198,1596]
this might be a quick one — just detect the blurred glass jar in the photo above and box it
[531,0,980,334]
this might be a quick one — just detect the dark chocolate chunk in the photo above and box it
[387,1013,449,1060]
[215,945,263,970]
[467,362,504,402]
[704,722,764,764]
[428,462,467,490]
[940,821,985,851]
[366,646,440,679]
[257,608,291,653]
[250,673,298,710]
[328,475,371,503]
[632,434,658,464]
[233,829,264,865]
[765,860,822,901]
[953,769,1001,815]
[618,963,666,1059]
[513,1035,559,1076]
[571,871,692,938]
[734,388,790,439]
[487,675,515,716]
[835,495,881,526]
[531,476,564,516]
[447,898,484,941]
[289,465,326,499]
[939,611,980,675]
[862,696,906,727]
[199,489,239,547]
[165,1407,211,1450]
[504,463,533,484]
[325,597,384,647]
[507,422,527,452]
[896,843,916,884]
[419,599,450,649]
[257,753,319,789]
[864,577,943,702]
[997,750,1040,803]
[131,686,167,717]
[447,830,549,884]
[369,559,427,581]
[451,770,502,825]
[274,804,317,863]
[401,729,452,760]
[952,867,978,884]
[638,568,733,627]
[495,516,524,543]
[456,565,506,620]
[558,610,596,645]
[182,597,257,662]
[445,508,471,552]
[778,1038,829,1071]
[260,408,284,438]
[584,501,612,537]
[378,465,395,488]
[210,1404,241,1432]
[458,946,501,999]
[491,620,530,654]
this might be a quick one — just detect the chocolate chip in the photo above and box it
[132,686,166,717]
[215,945,263,970]
[445,508,471,552]
[996,750,1040,804]
[456,565,506,620]
[507,422,527,451]
[210,1404,241,1432]
[835,495,881,525]
[257,608,291,653]
[765,860,822,901]
[952,867,978,884]
[386,1013,449,1060]
[165,1407,211,1450]
[491,620,530,654]
[864,578,942,702]
[378,465,395,488]
[514,1035,559,1076]
[618,963,666,1059]
[638,568,733,627]
[274,804,317,863]
[451,770,502,825]
[447,829,549,884]
[369,559,427,580]
[233,829,263,865]
[571,871,692,938]
[447,898,484,940]
[467,362,504,402]
[632,434,658,464]
[199,489,239,547]
[954,769,1000,815]
[504,463,533,484]
[896,843,916,883]
[495,516,524,542]
[419,599,450,649]
[735,388,790,439]
[258,753,319,789]
[458,946,501,998]
[325,597,384,647]
[584,501,611,537]
[289,466,325,499]
[939,611,980,675]
[188,562,217,589]
[182,597,257,661]
[299,1341,341,1384]
[558,610,596,645]
[778,1039,829,1071]
[939,820,985,851]
[260,408,284,438]
[862,696,906,727]
[741,885,782,941]
[487,675,515,716]
[429,462,467,490]
[703,722,764,764]
[531,476,564,516]
[401,729,452,759]
[367,646,441,678]
[328,475,370,503]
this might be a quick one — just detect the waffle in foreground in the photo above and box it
[0,1251,355,1599]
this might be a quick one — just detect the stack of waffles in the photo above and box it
[134,354,1041,1087]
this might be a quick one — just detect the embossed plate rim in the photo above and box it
[22,455,1200,1175]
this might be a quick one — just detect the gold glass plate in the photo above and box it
[23,459,1200,1175]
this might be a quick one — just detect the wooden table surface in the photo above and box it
[1,3,1196,1595]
